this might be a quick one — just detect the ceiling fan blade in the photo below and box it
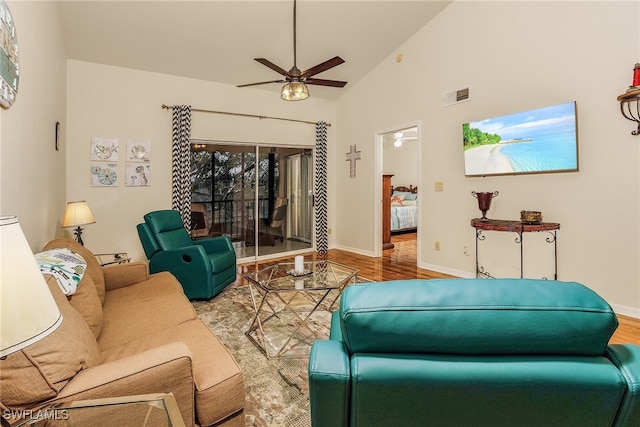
[237,79,286,88]
[301,56,345,78]
[254,58,291,77]
[305,78,348,88]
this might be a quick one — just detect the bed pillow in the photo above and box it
[393,191,417,201]
[402,200,417,206]
[391,195,404,206]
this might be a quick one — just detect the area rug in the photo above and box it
[193,285,325,427]
[193,276,371,427]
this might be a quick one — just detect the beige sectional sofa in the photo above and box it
[0,238,245,426]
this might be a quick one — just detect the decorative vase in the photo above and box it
[472,191,499,221]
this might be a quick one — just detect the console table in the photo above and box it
[471,218,560,280]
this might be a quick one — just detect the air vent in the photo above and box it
[442,87,470,107]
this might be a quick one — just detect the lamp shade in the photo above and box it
[281,81,309,101]
[62,201,95,228]
[0,216,63,357]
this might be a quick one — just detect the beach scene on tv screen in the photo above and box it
[463,102,578,176]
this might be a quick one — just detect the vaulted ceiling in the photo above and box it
[56,1,452,100]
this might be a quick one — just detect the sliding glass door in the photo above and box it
[190,142,313,260]
[287,152,313,243]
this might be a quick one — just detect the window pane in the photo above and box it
[190,144,255,250]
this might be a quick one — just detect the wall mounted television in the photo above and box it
[463,101,578,177]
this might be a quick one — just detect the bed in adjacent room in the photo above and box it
[390,185,418,233]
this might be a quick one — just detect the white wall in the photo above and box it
[383,140,418,187]
[335,1,640,316]
[66,61,337,261]
[0,1,67,251]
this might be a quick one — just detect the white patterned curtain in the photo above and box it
[315,121,328,255]
[171,105,192,230]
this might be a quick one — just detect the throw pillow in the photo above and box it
[0,275,102,406]
[35,248,86,295]
[41,240,105,338]
[44,239,106,305]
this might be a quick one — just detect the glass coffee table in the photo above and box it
[245,260,359,358]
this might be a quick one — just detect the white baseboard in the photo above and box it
[419,263,474,279]
[610,303,640,319]
[331,244,376,258]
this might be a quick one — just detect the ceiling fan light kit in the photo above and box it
[239,0,347,101]
[281,81,309,101]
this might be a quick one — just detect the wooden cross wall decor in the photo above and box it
[346,145,361,178]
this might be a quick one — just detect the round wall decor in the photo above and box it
[0,0,19,109]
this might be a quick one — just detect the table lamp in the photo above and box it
[62,201,95,246]
[1,216,63,358]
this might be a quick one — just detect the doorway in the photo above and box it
[190,141,314,261]
[376,124,421,263]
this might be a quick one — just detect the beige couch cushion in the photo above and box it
[98,272,197,351]
[66,273,104,338]
[101,319,244,426]
[44,238,106,304]
[0,276,102,406]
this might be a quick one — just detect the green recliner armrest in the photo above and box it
[607,344,640,427]
[308,340,350,427]
[329,311,342,341]
[195,235,234,253]
[148,245,213,299]
[195,236,237,274]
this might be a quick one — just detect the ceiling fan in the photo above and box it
[391,130,418,147]
[237,0,347,100]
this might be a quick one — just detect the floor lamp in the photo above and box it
[1,216,63,358]
[62,201,95,246]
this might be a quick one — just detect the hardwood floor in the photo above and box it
[237,232,640,346]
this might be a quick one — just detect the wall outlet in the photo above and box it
[328,227,332,235]
[434,181,444,192]
[463,245,470,256]
[435,241,441,251]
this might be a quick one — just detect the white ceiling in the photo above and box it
[56,1,452,100]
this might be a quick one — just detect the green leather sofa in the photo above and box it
[137,210,236,299]
[308,278,640,427]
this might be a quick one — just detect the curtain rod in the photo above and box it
[161,104,331,127]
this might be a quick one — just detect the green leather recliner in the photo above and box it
[137,209,236,299]
[309,278,640,427]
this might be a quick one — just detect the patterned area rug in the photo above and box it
[193,285,329,427]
